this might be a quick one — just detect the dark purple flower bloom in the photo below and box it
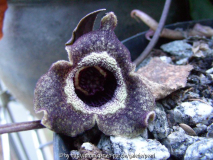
[34,9,155,137]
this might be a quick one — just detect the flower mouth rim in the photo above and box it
[74,65,107,96]
[64,51,127,115]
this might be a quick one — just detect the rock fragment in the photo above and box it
[162,126,205,159]
[184,139,213,160]
[97,135,113,155]
[110,136,170,160]
[161,40,193,58]
[193,123,207,136]
[174,101,213,125]
[148,103,171,140]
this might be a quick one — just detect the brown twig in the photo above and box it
[132,0,171,66]
[188,98,212,107]
[131,9,213,42]
[0,120,45,134]
[131,9,184,40]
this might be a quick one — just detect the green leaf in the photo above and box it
[189,0,213,20]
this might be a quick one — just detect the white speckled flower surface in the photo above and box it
[34,9,155,137]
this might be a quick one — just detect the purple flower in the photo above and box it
[34,10,155,137]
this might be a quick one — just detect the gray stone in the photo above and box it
[207,123,213,138]
[176,57,189,65]
[174,101,213,126]
[162,126,205,159]
[160,40,193,58]
[206,67,213,74]
[97,134,113,154]
[148,103,171,140]
[110,136,170,160]
[200,74,212,85]
[184,139,213,160]
[193,123,207,136]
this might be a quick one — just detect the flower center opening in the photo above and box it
[74,66,117,107]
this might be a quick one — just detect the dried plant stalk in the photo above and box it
[0,120,45,134]
[133,0,172,66]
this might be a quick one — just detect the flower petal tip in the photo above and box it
[144,111,156,127]
[66,9,106,46]
[101,12,117,30]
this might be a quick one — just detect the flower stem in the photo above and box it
[0,120,45,134]
[133,0,172,66]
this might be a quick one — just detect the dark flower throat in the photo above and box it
[74,66,117,107]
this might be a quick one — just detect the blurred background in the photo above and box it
[0,0,212,159]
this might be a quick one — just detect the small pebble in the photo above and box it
[176,57,189,65]
[206,67,213,74]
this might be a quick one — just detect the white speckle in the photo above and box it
[82,142,93,151]
[159,56,172,64]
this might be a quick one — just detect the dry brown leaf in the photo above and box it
[190,23,213,38]
[192,41,211,57]
[137,57,193,100]
[0,0,7,40]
